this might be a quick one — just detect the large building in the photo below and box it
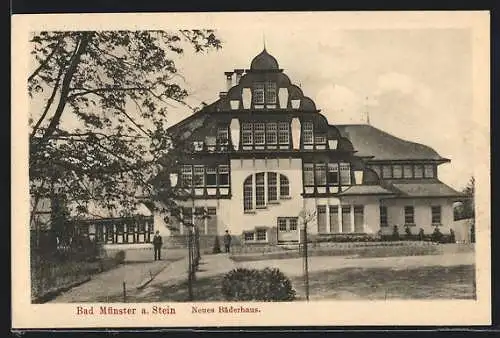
[152,48,463,246]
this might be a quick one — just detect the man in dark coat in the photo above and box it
[153,231,163,261]
[223,230,232,253]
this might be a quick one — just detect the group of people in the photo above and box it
[152,230,233,261]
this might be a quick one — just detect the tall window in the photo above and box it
[404,206,415,225]
[280,174,290,197]
[303,121,314,144]
[327,163,339,185]
[330,205,340,233]
[255,173,265,208]
[217,127,229,146]
[317,205,327,233]
[278,122,290,144]
[243,176,253,211]
[206,167,217,186]
[207,207,217,235]
[266,122,277,144]
[193,165,205,187]
[380,206,388,227]
[267,172,277,202]
[314,163,327,186]
[403,165,413,178]
[414,165,424,178]
[303,164,314,186]
[254,123,265,145]
[242,123,253,145]
[181,165,192,187]
[218,165,229,186]
[341,206,351,233]
[340,163,351,185]
[424,164,435,178]
[354,205,364,232]
[265,81,277,104]
[393,165,403,179]
[253,82,265,104]
[431,206,442,224]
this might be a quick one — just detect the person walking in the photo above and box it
[153,231,163,261]
[223,230,232,253]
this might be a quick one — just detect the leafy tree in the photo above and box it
[29,30,222,225]
[454,176,475,221]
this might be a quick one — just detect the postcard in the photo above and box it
[11,10,491,328]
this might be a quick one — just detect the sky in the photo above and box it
[167,28,474,191]
[30,27,475,192]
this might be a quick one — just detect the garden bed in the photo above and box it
[230,242,441,262]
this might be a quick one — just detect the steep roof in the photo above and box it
[336,124,449,161]
[250,48,280,70]
[384,179,463,198]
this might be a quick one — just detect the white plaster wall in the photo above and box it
[381,198,456,235]
[227,158,304,234]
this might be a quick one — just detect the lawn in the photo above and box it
[125,264,475,302]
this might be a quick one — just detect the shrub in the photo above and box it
[418,228,425,241]
[404,226,412,240]
[449,229,456,244]
[212,236,222,254]
[114,250,126,264]
[431,227,443,243]
[392,225,400,241]
[221,267,296,301]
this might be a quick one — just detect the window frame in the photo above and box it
[252,82,265,104]
[431,205,442,225]
[303,121,314,145]
[404,206,415,225]
[339,162,351,185]
[278,122,290,145]
[379,206,388,227]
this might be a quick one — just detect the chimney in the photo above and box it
[234,69,244,84]
[224,71,234,91]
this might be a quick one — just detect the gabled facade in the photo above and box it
[153,48,463,246]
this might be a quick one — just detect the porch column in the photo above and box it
[252,173,256,210]
[350,204,355,233]
[264,172,268,205]
[338,203,343,233]
[326,203,331,233]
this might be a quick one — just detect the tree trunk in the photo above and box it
[35,32,92,151]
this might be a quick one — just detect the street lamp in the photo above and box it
[169,172,194,301]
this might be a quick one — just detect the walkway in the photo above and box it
[48,252,187,303]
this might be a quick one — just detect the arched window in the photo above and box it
[243,172,290,212]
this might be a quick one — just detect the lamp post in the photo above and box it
[169,172,194,301]
[299,208,315,302]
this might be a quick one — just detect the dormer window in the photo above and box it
[252,81,277,106]
[253,82,265,104]
[265,81,277,104]
[303,121,314,144]
[193,141,204,152]
[217,127,229,145]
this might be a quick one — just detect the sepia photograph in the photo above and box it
[12,11,491,328]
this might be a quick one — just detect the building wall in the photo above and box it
[227,158,304,234]
[380,198,455,235]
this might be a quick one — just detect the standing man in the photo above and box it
[223,230,232,253]
[153,230,163,261]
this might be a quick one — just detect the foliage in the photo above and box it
[454,176,475,221]
[431,227,444,243]
[221,268,296,301]
[212,236,222,254]
[404,225,413,239]
[114,250,126,264]
[418,228,425,241]
[392,225,400,241]
[29,30,222,226]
